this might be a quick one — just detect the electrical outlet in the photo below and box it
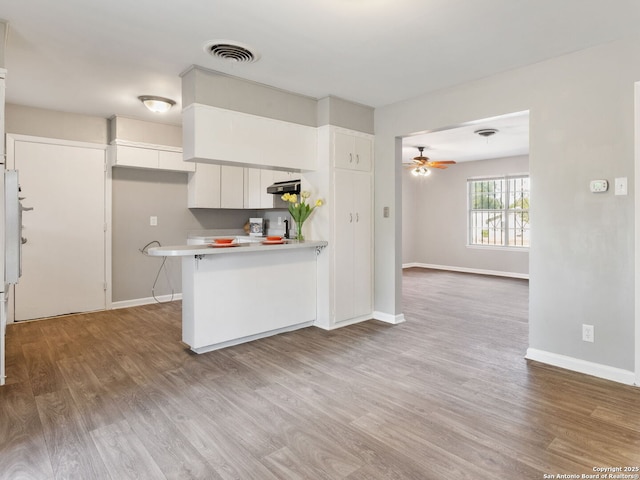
[150,216,158,226]
[582,324,594,343]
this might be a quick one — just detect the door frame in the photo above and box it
[635,83,640,387]
[5,134,112,323]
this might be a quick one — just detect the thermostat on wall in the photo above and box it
[589,179,608,193]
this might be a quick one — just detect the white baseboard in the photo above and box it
[526,348,637,386]
[373,311,406,325]
[111,293,182,310]
[314,315,372,331]
[192,321,314,354]
[403,262,529,280]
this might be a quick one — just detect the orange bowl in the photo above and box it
[267,236,282,241]
[214,238,234,244]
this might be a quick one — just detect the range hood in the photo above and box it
[267,179,301,195]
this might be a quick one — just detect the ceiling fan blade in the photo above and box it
[427,164,448,169]
[430,160,456,164]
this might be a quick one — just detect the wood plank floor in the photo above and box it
[1,268,639,479]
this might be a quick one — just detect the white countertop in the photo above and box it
[148,240,328,257]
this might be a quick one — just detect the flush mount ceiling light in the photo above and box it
[204,40,260,63]
[474,128,499,138]
[138,95,176,113]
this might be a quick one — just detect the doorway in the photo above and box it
[400,111,530,277]
[7,135,108,321]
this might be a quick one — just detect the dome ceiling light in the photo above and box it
[138,95,176,113]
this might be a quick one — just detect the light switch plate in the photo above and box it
[589,180,608,193]
[614,177,628,196]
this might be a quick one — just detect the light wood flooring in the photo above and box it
[1,268,639,479]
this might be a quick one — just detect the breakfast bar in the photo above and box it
[148,239,327,353]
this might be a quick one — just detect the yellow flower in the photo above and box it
[284,190,324,241]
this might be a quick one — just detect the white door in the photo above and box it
[13,139,106,321]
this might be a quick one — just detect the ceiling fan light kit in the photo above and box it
[407,146,456,177]
[412,166,431,176]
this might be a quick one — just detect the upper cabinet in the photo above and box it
[189,164,289,209]
[334,131,372,172]
[220,166,245,209]
[188,163,221,208]
[244,168,277,209]
[111,144,195,173]
[182,104,317,172]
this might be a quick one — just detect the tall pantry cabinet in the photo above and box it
[310,126,373,329]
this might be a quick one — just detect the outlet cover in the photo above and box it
[582,324,594,343]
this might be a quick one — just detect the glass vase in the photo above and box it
[296,222,304,241]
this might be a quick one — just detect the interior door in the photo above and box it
[13,139,106,321]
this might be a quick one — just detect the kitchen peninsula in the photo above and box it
[148,239,327,353]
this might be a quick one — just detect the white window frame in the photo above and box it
[467,174,530,249]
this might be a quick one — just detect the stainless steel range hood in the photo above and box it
[267,179,301,209]
[266,179,301,195]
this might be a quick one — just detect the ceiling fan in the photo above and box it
[406,147,456,176]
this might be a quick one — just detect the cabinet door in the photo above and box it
[220,166,245,208]
[333,170,355,322]
[116,145,157,169]
[353,136,372,172]
[352,172,372,317]
[334,132,355,170]
[243,168,262,209]
[158,150,195,172]
[188,163,221,208]
[259,170,276,208]
[272,170,296,182]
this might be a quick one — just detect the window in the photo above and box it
[468,175,530,247]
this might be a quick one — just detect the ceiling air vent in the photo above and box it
[204,40,260,63]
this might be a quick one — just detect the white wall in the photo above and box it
[402,155,529,277]
[376,35,639,373]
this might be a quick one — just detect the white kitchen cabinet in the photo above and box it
[243,168,262,209]
[273,170,299,182]
[243,168,276,209]
[189,164,281,209]
[220,166,244,209]
[158,150,194,171]
[112,144,195,172]
[188,163,221,208]
[183,104,317,171]
[310,125,374,330]
[334,131,372,172]
[333,169,372,322]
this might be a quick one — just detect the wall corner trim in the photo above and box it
[525,348,637,386]
[373,311,406,325]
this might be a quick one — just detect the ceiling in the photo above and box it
[2,1,640,128]
[402,111,530,164]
